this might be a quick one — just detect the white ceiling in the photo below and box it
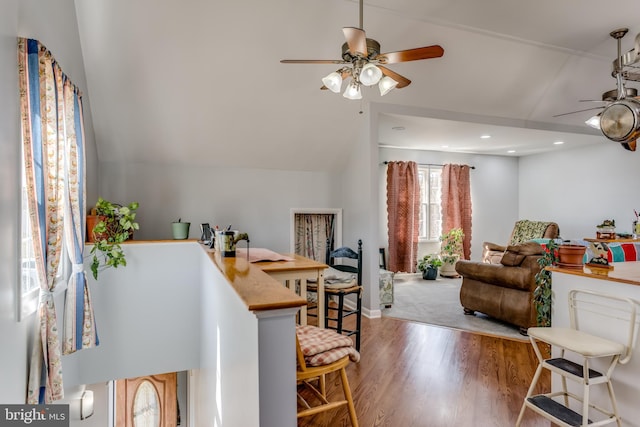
[73,0,640,170]
[377,113,607,156]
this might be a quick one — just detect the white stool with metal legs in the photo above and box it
[516,289,638,427]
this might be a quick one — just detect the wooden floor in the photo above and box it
[298,315,551,427]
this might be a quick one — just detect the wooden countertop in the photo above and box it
[548,261,640,286]
[257,254,328,273]
[205,248,307,312]
[583,238,640,243]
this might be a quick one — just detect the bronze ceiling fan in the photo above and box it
[280,0,444,99]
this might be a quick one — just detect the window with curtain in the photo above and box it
[418,165,442,241]
[18,37,96,404]
[20,147,68,320]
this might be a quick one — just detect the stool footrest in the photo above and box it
[546,358,603,379]
[527,395,591,426]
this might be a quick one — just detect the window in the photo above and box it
[418,166,442,241]
[20,142,68,320]
[20,149,38,319]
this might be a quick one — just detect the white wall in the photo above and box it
[98,161,339,252]
[519,140,640,239]
[0,0,98,404]
[378,147,520,263]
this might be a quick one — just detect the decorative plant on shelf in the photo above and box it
[417,253,442,280]
[89,198,139,280]
[439,227,464,277]
[533,238,559,327]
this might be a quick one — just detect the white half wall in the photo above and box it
[63,242,203,386]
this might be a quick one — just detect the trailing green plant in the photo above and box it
[533,238,559,327]
[417,253,443,272]
[440,227,464,263]
[89,197,139,280]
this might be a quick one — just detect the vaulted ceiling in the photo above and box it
[74,0,640,171]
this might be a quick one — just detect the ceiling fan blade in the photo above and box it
[320,69,351,90]
[552,106,605,117]
[281,59,346,64]
[343,27,368,56]
[622,140,637,151]
[378,65,411,88]
[375,45,444,64]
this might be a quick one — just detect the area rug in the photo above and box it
[382,274,528,341]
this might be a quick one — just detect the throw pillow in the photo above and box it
[508,241,544,256]
[500,251,526,266]
[500,242,544,266]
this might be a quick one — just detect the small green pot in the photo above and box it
[172,222,190,239]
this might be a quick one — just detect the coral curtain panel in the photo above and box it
[294,213,335,262]
[386,161,420,273]
[441,164,472,260]
[18,38,95,403]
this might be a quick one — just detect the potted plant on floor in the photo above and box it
[439,227,464,278]
[88,197,139,280]
[417,254,442,280]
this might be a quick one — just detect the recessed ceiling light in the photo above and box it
[480,135,491,139]
[507,150,516,153]
[553,141,564,145]
[392,126,405,131]
[441,145,449,148]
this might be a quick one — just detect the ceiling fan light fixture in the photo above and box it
[378,76,398,96]
[321,71,343,93]
[585,114,602,130]
[343,81,362,100]
[359,63,382,86]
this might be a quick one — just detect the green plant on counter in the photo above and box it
[533,238,559,327]
[90,197,139,280]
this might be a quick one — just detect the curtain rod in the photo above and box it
[383,161,475,170]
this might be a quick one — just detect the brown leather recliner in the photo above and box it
[482,220,559,263]
[456,241,546,334]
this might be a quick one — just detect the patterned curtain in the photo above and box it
[294,214,335,262]
[441,164,472,260]
[18,37,94,403]
[61,78,99,355]
[386,161,420,273]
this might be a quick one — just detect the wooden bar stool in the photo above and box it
[516,289,638,427]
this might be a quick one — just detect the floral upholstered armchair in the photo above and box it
[483,220,560,264]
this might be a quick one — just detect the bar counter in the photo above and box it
[548,260,640,286]
[548,261,640,426]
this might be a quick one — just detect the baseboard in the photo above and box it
[333,296,381,319]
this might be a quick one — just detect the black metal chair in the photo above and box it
[321,239,363,351]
